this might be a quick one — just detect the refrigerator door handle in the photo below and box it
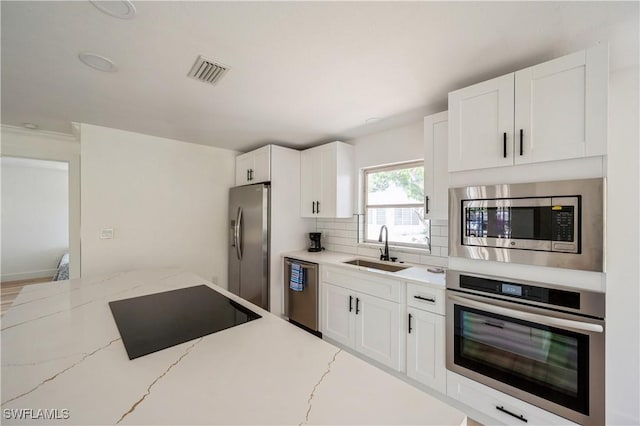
[235,207,243,260]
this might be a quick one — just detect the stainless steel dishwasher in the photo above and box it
[283,257,320,336]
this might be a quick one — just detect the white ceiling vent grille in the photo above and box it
[187,55,229,85]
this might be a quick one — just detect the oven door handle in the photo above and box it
[448,294,604,333]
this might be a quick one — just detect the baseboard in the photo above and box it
[1,269,57,283]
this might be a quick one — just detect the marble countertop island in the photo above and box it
[1,269,465,425]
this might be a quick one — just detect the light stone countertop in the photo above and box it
[282,250,446,289]
[1,269,464,425]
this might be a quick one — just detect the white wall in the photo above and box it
[80,124,237,286]
[605,45,640,425]
[353,120,424,188]
[1,158,68,281]
[0,126,81,278]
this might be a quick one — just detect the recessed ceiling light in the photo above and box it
[78,52,118,72]
[23,123,38,129]
[89,0,136,19]
[365,117,382,124]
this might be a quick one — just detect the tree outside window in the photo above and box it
[364,162,429,248]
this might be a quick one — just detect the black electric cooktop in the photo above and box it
[108,285,261,360]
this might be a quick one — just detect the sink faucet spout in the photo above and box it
[378,225,390,261]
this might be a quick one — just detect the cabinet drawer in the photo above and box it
[323,266,402,303]
[447,372,576,426]
[407,283,444,315]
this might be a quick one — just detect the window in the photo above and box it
[364,162,429,248]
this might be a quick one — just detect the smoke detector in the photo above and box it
[187,55,229,85]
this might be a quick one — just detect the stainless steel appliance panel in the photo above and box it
[228,184,270,310]
[283,258,319,332]
[446,270,605,425]
[449,178,604,271]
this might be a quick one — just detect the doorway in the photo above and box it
[1,156,70,314]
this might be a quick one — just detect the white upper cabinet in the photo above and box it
[514,46,608,164]
[448,74,515,171]
[300,141,354,218]
[448,45,608,172]
[424,111,449,220]
[235,145,271,186]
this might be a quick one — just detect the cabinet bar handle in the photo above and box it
[316,201,320,214]
[250,169,254,180]
[424,196,430,215]
[312,201,316,214]
[414,295,436,303]
[408,313,413,334]
[349,295,353,312]
[496,406,528,423]
[503,132,507,158]
[519,129,524,156]
[246,169,250,181]
[355,297,360,315]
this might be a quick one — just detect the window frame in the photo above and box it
[363,161,429,249]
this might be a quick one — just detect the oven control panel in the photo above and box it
[459,274,580,310]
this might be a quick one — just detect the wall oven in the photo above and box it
[449,178,604,271]
[446,270,605,425]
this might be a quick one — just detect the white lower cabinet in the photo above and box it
[354,292,400,369]
[447,372,577,425]
[406,307,446,394]
[322,282,356,348]
[321,277,403,371]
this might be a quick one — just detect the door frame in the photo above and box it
[1,125,81,279]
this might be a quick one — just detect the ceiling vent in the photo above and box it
[187,55,229,85]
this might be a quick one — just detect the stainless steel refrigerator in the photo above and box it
[228,184,270,311]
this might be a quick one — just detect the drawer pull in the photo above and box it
[496,406,528,423]
[414,295,436,303]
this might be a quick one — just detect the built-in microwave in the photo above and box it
[449,178,604,272]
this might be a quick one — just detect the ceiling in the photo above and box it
[1,1,637,152]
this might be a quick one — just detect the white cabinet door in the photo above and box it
[235,152,253,186]
[424,111,449,220]
[300,142,353,218]
[251,145,271,183]
[235,146,271,186]
[448,73,514,172]
[406,307,446,393]
[315,144,336,218]
[514,45,607,164]
[355,292,401,370]
[321,283,355,348]
[300,149,318,217]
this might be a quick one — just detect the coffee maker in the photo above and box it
[308,232,323,252]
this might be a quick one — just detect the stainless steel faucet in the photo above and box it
[378,225,390,261]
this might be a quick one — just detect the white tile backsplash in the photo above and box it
[430,235,449,248]
[315,217,450,263]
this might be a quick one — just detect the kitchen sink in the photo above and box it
[343,258,409,272]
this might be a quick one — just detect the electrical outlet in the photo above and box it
[100,228,114,239]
